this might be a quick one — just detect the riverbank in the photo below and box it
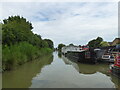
[2,42,53,71]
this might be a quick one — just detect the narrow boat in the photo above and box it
[110,52,120,78]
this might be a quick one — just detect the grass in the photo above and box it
[2,42,53,71]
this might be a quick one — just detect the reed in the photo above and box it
[2,42,53,71]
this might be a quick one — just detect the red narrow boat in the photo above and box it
[110,52,120,78]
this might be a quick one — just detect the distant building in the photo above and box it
[62,45,82,55]
[111,38,120,46]
[61,45,89,55]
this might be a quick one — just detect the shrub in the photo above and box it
[2,42,53,71]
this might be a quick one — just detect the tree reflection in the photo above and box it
[58,52,62,58]
[2,54,53,88]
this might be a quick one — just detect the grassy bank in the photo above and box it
[2,42,53,71]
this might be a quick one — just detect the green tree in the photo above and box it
[2,28,16,45]
[2,15,34,45]
[88,37,103,48]
[44,39,54,49]
[95,37,103,47]
[100,41,110,47]
[2,15,54,49]
[41,40,49,48]
[2,15,54,71]
[0,23,2,44]
[69,43,74,46]
[58,43,66,52]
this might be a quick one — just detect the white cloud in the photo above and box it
[1,2,118,47]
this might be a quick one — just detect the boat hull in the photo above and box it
[110,65,120,78]
[66,51,96,64]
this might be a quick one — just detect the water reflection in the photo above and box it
[30,52,117,88]
[62,55,120,88]
[2,54,53,88]
[62,55,109,75]
[2,52,120,88]
[58,52,62,58]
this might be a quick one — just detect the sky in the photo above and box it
[0,1,118,47]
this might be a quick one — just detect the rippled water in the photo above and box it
[2,52,120,88]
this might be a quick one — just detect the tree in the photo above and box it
[69,43,74,46]
[44,39,54,49]
[58,43,66,52]
[100,41,110,47]
[41,40,49,48]
[2,15,34,45]
[2,15,53,49]
[88,39,96,47]
[2,28,16,45]
[0,23,2,44]
[95,37,103,47]
[88,37,103,48]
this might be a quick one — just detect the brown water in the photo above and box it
[2,52,120,88]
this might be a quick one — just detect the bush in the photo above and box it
[2,42,53,71]
[2,16,54,71]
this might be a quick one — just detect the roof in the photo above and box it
[111,38,120,45]
[113,38,120,41]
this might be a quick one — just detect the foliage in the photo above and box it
[2,42,53,71]
[2,16,54,71]
[3,16,33,29]
[100,41,110,47]
[88,37,103,48]
[2,15,54,48]
[0,23,2,43]
[58,43,66,52]
[69,43,74,46]
[2,16,33,45]
[44,39,54,49]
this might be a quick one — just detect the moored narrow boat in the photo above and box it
[110,52,120,78]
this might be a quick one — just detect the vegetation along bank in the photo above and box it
[1,16,54,71]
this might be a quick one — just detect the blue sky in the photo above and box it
[0,2,118,47]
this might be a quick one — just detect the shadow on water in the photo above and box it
[2,54,53,88]
[61,55,120,88]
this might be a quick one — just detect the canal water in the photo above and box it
[2,52,120,88]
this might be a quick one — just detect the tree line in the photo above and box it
[88,37,110,48]
[57,37,110,52]
[2,16,53,49]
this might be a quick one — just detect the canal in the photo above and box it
[2,52,120,88]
